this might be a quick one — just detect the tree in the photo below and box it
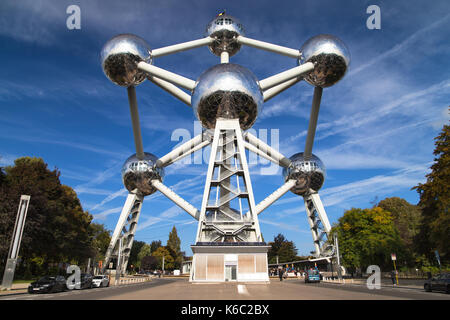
[150,240,162,254]
[88,223,111,262]
[152,246,174,270]
[136,244,151,269]
[0,157,94,276]
[141,255,158,270]
[331,207,405,271]
[128,240,146,271]
[377,197,421,248]
[377,197,422,266]
[167,226,182,269]
[413,124,450,262]
[267,234,298,264]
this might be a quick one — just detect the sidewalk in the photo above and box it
[0,276,152,297]
[322,277,424,290]
[0,283,30,296]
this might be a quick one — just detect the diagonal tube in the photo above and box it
[263,77,302,102]
[237,36,301,58]
[259,62,314,91]
[148,75,192,106]
[244,132,291,168]
[252,179,297,215]
[137,62,196,91]
[151,37,213,58]
[151,180,200,220]
[156,133,211,168]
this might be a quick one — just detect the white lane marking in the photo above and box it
[237,284,249,295]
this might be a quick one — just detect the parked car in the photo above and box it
[305,268,321,283]
[28,275,67,294]
[73,273,93,289]
[92,275,110,288]
[424,273,450,293]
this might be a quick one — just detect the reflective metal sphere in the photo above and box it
[205,14,244,57]
[101,34,152,87]
[121,152,164,196]
[192,63,263,130]
[299,34,350,88]
[283,152,326,195]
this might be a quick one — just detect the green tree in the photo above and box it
[331,207,406,271]
[377,197,422,266]
[152,246,174,270]
[88,223,111,262]
[150,240,162,254]
[128,240,146,271]
[413,124,449,263]
[136,244,151,269]
[0,157,94,276]
[167,226,182,269]
[267,234,298,264]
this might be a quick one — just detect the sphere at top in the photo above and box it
[101,34,152,87]
[283,152,326,195]
[205,14,244,57]
[121,152,164,196]
[299,34,350,88]
[192,63,263,130]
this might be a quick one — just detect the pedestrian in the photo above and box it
[391,270,396,285]
[279,267,284,281]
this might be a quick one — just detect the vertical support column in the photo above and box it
[195,119,263,243]
[1,195,30,290]
[103,193,144,275]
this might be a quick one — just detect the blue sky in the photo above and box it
[1,0,449,257]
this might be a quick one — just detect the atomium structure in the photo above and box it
[100,13,350,282]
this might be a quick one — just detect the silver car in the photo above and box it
[92,275,110,288]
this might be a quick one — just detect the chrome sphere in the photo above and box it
[101,34,152,87]
[283,152,326,195]
[192,63,263,130]
[205,14,244,57]
[121,152,164,196]
[299,34,350,88]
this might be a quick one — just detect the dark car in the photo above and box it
[28,275,67,294]
[424,273,450,293]
[75,273,93,289]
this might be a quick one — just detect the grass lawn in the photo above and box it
[12,279,33,284]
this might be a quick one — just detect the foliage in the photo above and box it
[127,240,146,271]
[88,223,111,262]
[152,246,174,270]
[150,240,162,254]
[141,255,158,270]
[167,226,182,269]
[413,124,450,262]
[267,234,298,264]
[377,197,421,266]
[331,207,406,271]
[136,244,151,269]
[0,157,96,277]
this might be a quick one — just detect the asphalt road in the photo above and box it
[0,278,449,300]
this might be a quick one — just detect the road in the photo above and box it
[0,278,449,300]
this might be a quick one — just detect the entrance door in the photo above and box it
[225,265,237,281]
